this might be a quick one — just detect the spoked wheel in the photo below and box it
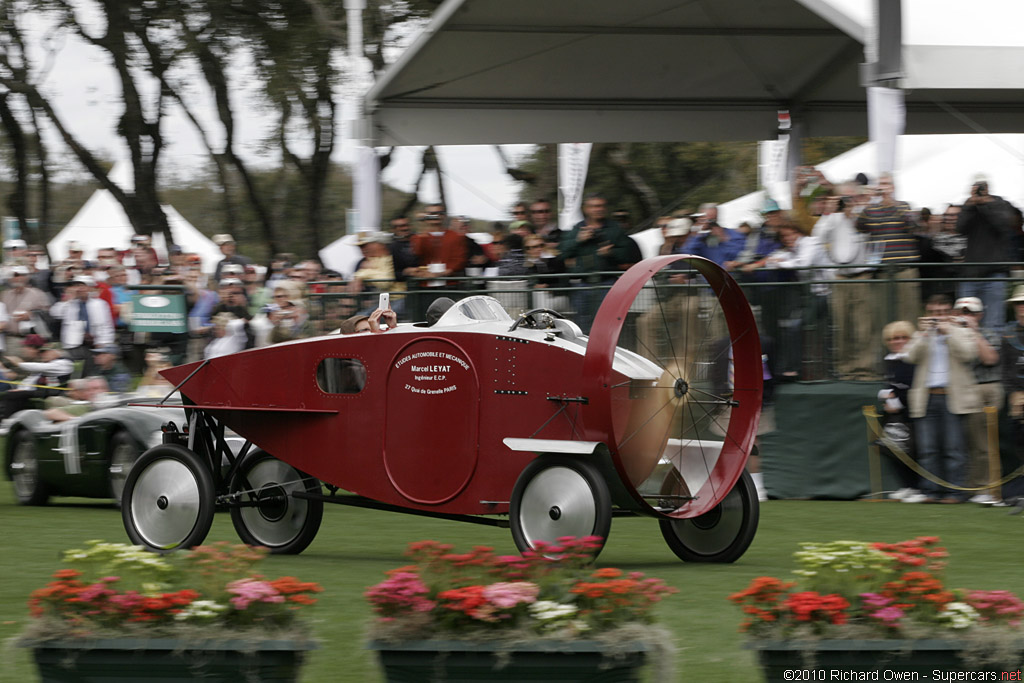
[581,256,762,560]
[509,455,612,557]
[659,469,759,562]
[229,451,323,555]
[122,444,215,553]
[108,432,140,506]
[9,431,49,505]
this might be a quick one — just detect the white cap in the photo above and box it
[665,218,693,237]
[953,296,983,313]
[4,239,27,249]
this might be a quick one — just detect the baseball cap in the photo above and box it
[665,218,693,237]
[130,234,150,244]
[218,277,243,287]
[22,334,46,349]
[212,234,235,246]
[10,265,30,276]
[4,239,27,249]
[355,231,392,246]
[954,297,983,313]
[70,274,96,287]
[761,198,782,215]
[67,240,84,253]
[221,263,245,276]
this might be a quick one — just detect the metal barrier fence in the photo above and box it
[308,261,1023,383]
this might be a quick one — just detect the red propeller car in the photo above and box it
[121,255,763,562]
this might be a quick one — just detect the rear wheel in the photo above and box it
[9,431,49,505]
[509,455,611,557]
[659,469,759,563]
[229,452,323,555]
[122,445,215,553]
[108,431,140,506]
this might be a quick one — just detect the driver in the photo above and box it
[43,376,110,422]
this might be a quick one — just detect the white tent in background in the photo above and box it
[632,134,1024,258]
[48,162,222,272]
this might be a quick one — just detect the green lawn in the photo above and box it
[2,484,1022,683]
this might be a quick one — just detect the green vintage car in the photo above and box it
[2,397,187,506]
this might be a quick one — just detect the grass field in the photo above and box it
[2,483,1022,683]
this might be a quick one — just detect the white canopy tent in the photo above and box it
[48,164,222,272]
[630,133,1024,258]
[364,0,1024,147]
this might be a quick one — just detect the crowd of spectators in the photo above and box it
[0,233,345,419]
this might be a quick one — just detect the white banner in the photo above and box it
[558,143,592,230]
[868,86,906,176]
[759,137,790,188]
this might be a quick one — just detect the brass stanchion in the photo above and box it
[985,406,1001,502]
[864,406,885,500]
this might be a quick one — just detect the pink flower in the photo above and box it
[226,578,283,610]
[482,582,539,608]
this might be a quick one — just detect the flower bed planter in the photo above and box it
[368,638,648,683]
[27,637,316,683]
[750,639,1020,681]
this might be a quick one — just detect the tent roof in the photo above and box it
[49,188,222,272]
[366,0,1024,145]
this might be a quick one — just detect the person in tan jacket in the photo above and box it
[902,294,980,503]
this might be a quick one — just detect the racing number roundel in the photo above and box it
[384,339,479,504]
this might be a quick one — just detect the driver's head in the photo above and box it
[425,297,455,325]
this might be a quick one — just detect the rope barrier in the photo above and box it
[0,378,71,392]
[862,406,1024,494]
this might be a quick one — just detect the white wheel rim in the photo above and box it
[236,459,310,547]
[130,458,201,549]
[665,484,744,556]
[518,466,596,548]
[11,439,37,499]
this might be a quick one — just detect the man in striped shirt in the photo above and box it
[857,174,921,358]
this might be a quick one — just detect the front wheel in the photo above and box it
[9,431,49,505]
[659,469,759,563]
[229,451,323,555]
[509,455,612,557]
[122,445,215,553]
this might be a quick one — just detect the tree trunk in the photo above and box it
[0,93,30,239]
[607,143,661,228]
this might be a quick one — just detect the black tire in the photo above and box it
[659,469,759,563]
[122,444,215,553]
[9,430,49,506]
[509,455,612,557]
[108,431,141,506]
[229,451,323,555]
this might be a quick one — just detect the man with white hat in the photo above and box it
[1,264,52,357]
[212,234,253,282]
[0,238,29,285]
[953,296,1002,504]
[50,274,114,363]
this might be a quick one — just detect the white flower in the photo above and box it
[939,602,979,630]
[529,600,578,621]
[175,600,228,622]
